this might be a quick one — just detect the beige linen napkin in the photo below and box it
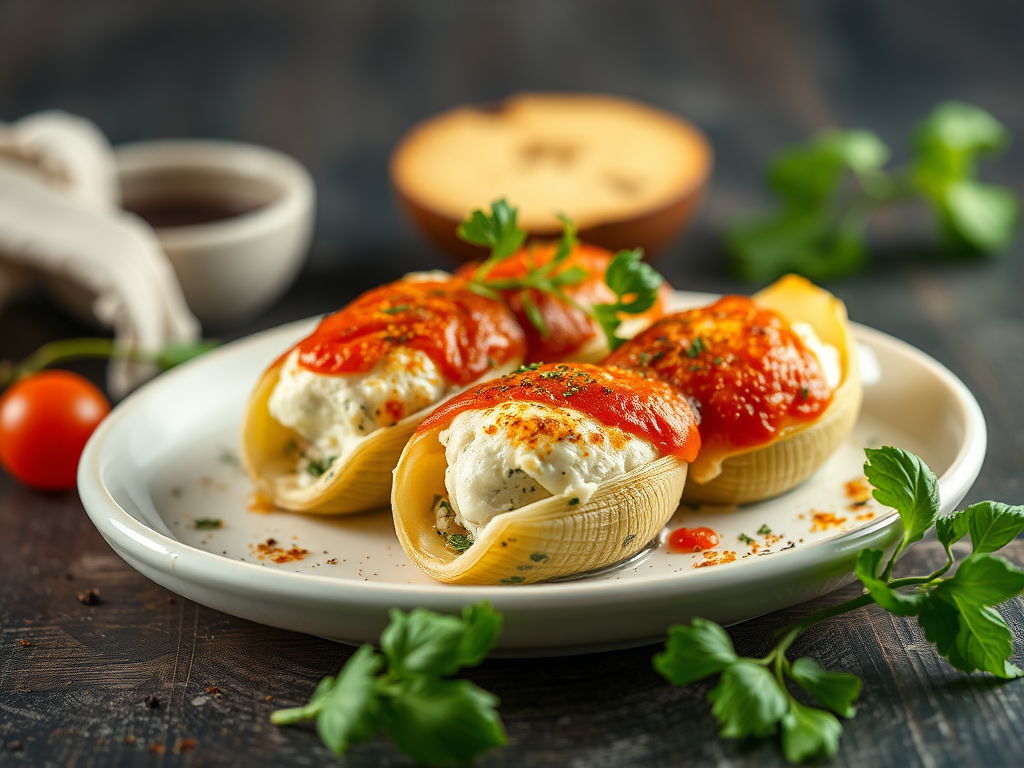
[0,111,199,397]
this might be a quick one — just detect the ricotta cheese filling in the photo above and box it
[790,322,842,390]
[436,401,658,541]
[268,347,454,484]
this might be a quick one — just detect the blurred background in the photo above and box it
[2,0,1021,301]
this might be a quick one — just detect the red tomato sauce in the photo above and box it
[605,296,832,453]
[668,527,719,553]
[292,277,526,387]
[456,242,670,363]
[418,362,700,461]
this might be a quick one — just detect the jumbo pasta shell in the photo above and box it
[682,275,862,505]
[240,360,520,515]
[392,430,688,584]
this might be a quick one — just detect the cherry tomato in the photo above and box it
[0,370,111,490]
[668,526,719,553]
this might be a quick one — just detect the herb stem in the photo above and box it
[777,593,875,641]
[1,338,159,387]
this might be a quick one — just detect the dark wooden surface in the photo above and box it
[3,2,1024,766]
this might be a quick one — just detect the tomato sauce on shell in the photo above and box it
[605,295,832,453]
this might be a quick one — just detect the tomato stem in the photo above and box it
[0,338,219,392]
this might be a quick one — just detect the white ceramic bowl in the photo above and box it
[116,139,315,328]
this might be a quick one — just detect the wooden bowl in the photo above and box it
[390,93,713,262]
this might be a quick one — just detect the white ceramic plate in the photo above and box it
[78,292,986,655]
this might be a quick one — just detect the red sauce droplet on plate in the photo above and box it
[668,526,719,553]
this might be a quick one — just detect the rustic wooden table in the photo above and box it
[3,2,1024,766]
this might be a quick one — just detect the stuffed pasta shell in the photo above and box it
[605,275,860,504]
[241,273,526,515]
[392,362,700,584]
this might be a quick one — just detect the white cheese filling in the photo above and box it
[268,347,454,484]
[439,401,658,538]
[790,322,842,390]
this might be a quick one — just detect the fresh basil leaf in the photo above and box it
[864,446,940,547]
[854,549,926,616]
[457,199,526,261]
[380,608,469,678]
[315,645,383,756]
[382,677,507,767]
[708,660,788,739]
[921,554,1024,678]
[456,601,503,668]
[787,657,862,719]
[941,180,1018,253]
[780,700,843,764]
[962,501,1024,554]
[653,618,738,686]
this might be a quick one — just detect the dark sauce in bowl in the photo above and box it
[125,196,265,228]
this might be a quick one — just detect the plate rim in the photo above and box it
[78,292,987,608]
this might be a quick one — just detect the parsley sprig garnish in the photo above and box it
[457,199,663,346]
[654,446,1024,763]
[727,101,1018,282]
[272,602,506,766]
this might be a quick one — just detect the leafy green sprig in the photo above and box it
[457,199,663,346]
[728,101,1019,282]
[271,602,506,766]
[654,446,1024,763]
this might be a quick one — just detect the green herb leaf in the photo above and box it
[935,509,971,549]
[864,446,939,547]
[193,518,223,530]
[854,549,926,616]
[551,213,578,264]
[315,645,383,755]
[456,602,504,669]
[768,129,890,204]
[457,199,526,264]
[381,304,412,315]
[591,248,663,351]
[270,644,382,757]
[914,101,1009,156]
[963,501,1024,554]
[787,657,861,719]
[446,534,474,553]
[780,700,843,764]
[381,677,507,767]
[920,554,1024,678]
[728,102,1017,281]
[381,608,473,678]
[708,660,788,739]
[273,604,505,765]
[941,181,1018,253]
[603,248,662,314]
[653,618,738,686]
